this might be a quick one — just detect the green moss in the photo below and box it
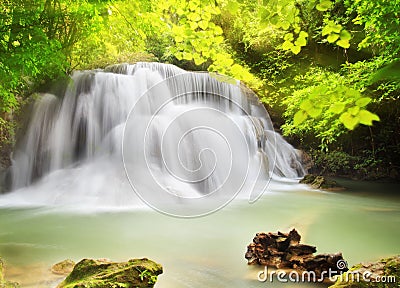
[57,258,163,288]
[330,256,400,288]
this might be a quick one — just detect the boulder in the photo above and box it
[245,229,348,279]
[51,259,76,275]
[300,174,345,191]
[330,255,400,287]
[57,258,162,288]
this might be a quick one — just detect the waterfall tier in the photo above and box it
[5,62,304,216]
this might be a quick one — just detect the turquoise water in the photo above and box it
[0,180,399,287]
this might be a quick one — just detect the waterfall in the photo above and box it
[4,62,305,215]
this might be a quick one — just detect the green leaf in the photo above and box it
[348,106,360,116]
[331,24,342,34]
[182,52,193,60]
[336,39,350,48]
[194,55,206,65]
[300,99,313,111]
[316,0,333,11]
[355,97,371,107]
[282,40,293,50]
[290,45,301,54]
[295,36,307,47]
[294,110,308,125]
[198,20,208,30]
[298,31,308,39]
[339,112,359,130]
[270,14,279,25]
[307,107,322,118]
[329,103,345,114]
[358,110,380,126]
[284,33,294,41]
[226,1,240,14]
[280,20,291,30]
[327,33,339,43]
[322,25,332,36]
[339,29,351,41]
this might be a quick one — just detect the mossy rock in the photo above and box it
[52,259,76,275]
[57,258,163,288]
[329,255,400,288]
[0,257,19,288]
[300,174,345,191]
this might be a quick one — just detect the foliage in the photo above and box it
[154,0,263,90]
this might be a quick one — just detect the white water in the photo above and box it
[3,62,304,214]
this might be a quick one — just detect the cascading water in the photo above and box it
[3,62,304,214]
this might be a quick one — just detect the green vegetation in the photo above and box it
[57,258,163,288]
[330,255,400,288]
[0,257,19,287]
[1,0,399,178]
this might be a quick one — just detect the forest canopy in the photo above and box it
[1,0,399,178]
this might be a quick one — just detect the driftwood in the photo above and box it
[245,229,348,278]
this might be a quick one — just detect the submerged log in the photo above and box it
[245,229,348,278]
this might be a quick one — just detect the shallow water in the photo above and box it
[0,180,399,288]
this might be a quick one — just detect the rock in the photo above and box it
[0,257,19,288]
[57,258,162,288]
[299,150,314,173]
[245,229,348,279]
[330,255,400,287]
[299,174,316,184]
[389,168,399,180]
[300,174,345,191]
[51,259,76,275]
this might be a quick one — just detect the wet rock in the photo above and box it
[57,258,163,288]
[245,229,348,279]
[300,174,345,191]
[330,255,400,287]
[51,259,76,275]
[299,150,314,173]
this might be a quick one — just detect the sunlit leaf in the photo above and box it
[284,33,294,41]
[355,97,371,107]
[282,40,293,50]
[336,39,350,48]
[358,110,380,125]
[300,99,313,111]
[280,20,290,30]
[226,1,240,14]
[308,107,322,118]
[294,110,308,125]
[327,33,339,43]
[348,106,360,116]
[316,0,333,11]
[182,52,193,60]
[340,29,351,41]
[198,20,208,30]
[329,103,345,114]
[339,112,359,130]
[290,45,301,54]
[295,36,307,47]
[322,25,332,36]
[299,31,308,39]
